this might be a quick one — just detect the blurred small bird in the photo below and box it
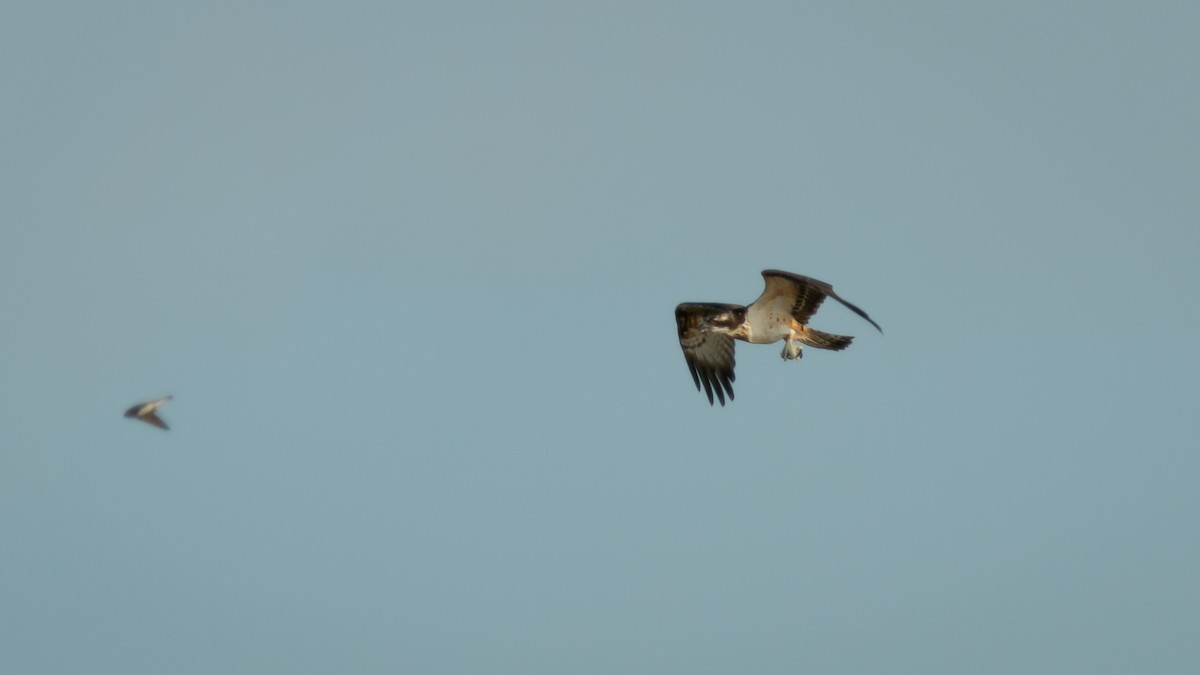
[124,395,173,430]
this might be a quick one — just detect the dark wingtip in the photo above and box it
[835,295,883,334]
[864,311,883,334]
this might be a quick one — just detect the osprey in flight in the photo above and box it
[675,270,882,405]
[124,395,173,430]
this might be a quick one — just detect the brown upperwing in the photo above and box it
[674,303,739,406]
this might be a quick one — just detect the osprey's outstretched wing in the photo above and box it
[759,270,882,333]
[675,303,738,406]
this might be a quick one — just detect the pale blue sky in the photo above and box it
[2,2,1198,673]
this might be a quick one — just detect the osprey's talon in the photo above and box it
[781,341,803,361]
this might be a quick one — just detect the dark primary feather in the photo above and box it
[675,303,738,406]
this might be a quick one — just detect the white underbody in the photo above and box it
[743,305,797,344]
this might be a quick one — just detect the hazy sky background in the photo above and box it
[3,2,1197,673]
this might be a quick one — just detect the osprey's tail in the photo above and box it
[799,328,854,351]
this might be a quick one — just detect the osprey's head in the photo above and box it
[702,307,746,335]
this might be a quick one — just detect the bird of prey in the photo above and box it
[675,270,882,405]
[124,395,173,430]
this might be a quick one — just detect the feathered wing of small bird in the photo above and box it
[124,395,173,430]
[675,270,882,405]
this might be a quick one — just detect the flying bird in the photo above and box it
[124,395,173,430]
[675,270,882,405]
